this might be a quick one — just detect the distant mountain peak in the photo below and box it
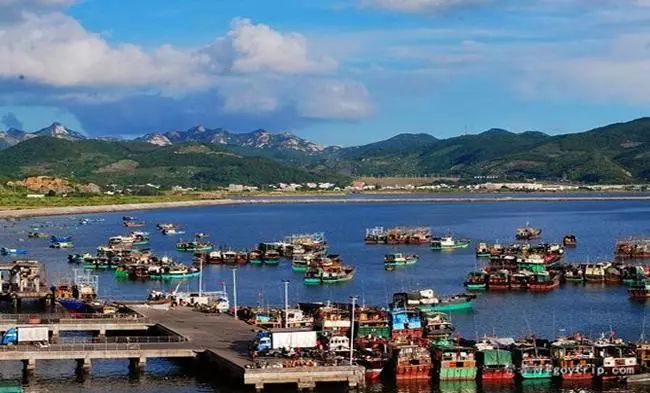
[35,122,86,141]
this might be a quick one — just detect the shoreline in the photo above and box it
[1,194,650,219]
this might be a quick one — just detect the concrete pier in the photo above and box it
[0,306,366,390]
[131,305,366,391]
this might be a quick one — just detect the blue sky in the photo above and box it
[1,0,649,145]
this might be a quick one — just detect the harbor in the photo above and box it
[0,199,649,393]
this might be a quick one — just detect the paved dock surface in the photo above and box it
[131,305,365,390]
[130,306,254,368]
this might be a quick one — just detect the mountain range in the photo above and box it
[0,118,649,186]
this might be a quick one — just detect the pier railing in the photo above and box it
[58,336,188,344]
[0,313,150,324]
[0,336,189,352]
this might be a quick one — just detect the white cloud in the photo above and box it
[0,6,372,127]
[360,0,491,12]
[206,18,337,75]
[0,12,211,89]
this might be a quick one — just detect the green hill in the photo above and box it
[0,137,344,187]
[315,119,650,182]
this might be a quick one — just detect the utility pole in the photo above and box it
[198,256,203,297]
[282,280,290,328]
[349,296,358,366]
[232,268,238,319]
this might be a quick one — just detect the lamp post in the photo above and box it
[349,296,358,366]
[282,280,290,328]
[232,268,238,319]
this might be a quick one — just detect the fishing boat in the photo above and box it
[150,263,201,280]
[356,308,391,339]
[67,253,93,264]
[176,240,213,252]
[563,234,577,247]
[356,338,391,380]
[0,248,27,255]
[28,231,49,239]
[431,235,471,250]
[384,253,418,267]
[564,266,585,283]
[397,290,473,313]
[528,272,560,292]
[628,279,650,299]
[512,339,553,379]
[51,235,72,243]
[488,269,510,290]
[516,225,542,240]
[615,238,650,259]
[551,333,596,380]
[476,242,491,257]
[50,241,74,249]
[510,272,531,290]
[123,221,145,228]
[623,266,647,286]
[475,338,516,381]
[392,344,432,380]
[303,267,323,285]
[584,262,611,283]
[464,271,488,290]
[320,264,355,284]
[594,332,638,378]
[263,249,281,265]
[291,254,312,272]
[221,250,239,265]
[248,250,263,265]
[433,346,477,381]
[422,311,454,341]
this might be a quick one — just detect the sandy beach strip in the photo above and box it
[1,194,650,219]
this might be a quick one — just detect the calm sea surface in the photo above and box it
[1,197,650,392]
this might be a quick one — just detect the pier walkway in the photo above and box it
[0,313,150,336]
[131,305,366,391]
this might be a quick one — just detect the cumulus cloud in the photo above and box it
[205,18,337,75]
[0,5,372,134]
[360,0,491,12]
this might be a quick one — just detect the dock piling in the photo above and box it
[22,358,35,375]
[128,357,147,374]
[75,358,91,374]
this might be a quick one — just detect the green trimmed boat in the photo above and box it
[431,235,471,250]
[114,267,128,279]
[475,242,491,257]
[384,253,418,267]
[417,295,473,312]
[248,250,263,265]
[434,346,478,381]
[464,271,488,291]
[176,240,213,252]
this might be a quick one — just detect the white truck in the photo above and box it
[2,326,49,345]
[255,329,317,353]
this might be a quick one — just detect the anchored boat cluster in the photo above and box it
[240,288,650,384]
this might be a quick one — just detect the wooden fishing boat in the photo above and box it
[392,344,432,380]
[475,338,516,381]
[248,250,263,265]
[476,242,491,257]
[176,240,213,252]
[512,339,553,379]
[433,346,477,381]
[563,234,577,247]
[528,272,559,292]
[384,253,418,267]
[551,334,596,380]
[431,235,471,250]
[464,271,488,290]
[516,225,542,240]
[488,269,510,290]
